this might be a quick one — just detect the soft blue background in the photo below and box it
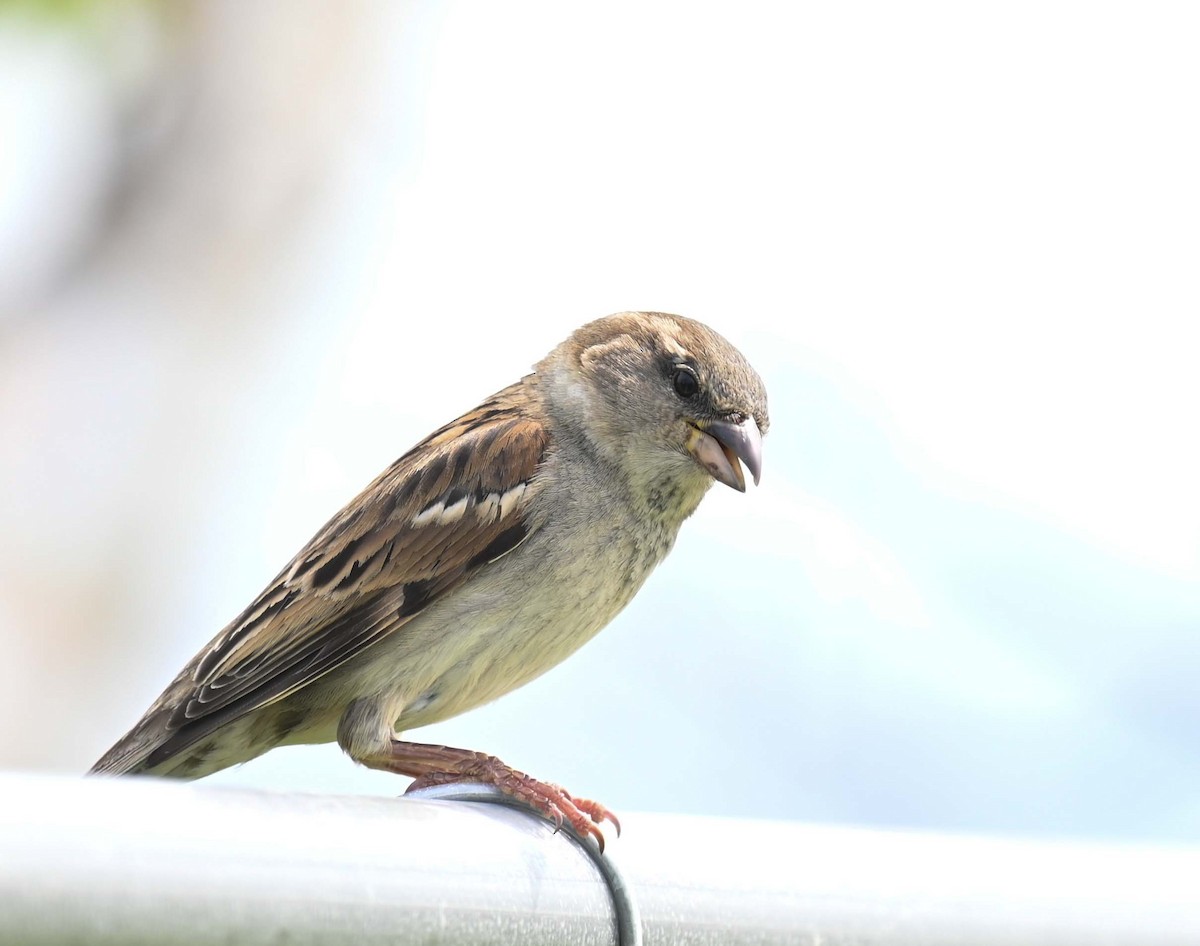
[1,1,1197,845]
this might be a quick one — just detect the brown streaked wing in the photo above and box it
[154,382,549,754]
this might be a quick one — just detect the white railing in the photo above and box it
[2,771,1198,945]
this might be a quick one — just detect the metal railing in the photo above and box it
[2,771,1198,945]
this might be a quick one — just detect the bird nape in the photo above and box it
[90,311,768,850]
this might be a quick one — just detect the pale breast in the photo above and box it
[395,512,668,731]
[345,467,678,732]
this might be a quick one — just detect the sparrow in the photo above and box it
[91,311,768,849]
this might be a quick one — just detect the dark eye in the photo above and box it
[672,366,699,399]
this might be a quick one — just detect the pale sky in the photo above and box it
[2,1,1198,842]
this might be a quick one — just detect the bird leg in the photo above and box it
[361,740,620,851]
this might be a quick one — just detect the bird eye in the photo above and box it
[672,366,699,399]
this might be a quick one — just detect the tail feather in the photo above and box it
[89,710,174,776]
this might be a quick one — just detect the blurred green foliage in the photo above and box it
[0,0,153,22]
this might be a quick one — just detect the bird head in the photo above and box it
[541,312,768,511]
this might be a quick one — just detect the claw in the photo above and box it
[568,795,621,836]
[394,747,620,852]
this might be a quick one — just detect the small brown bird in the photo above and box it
[91,311,768,848]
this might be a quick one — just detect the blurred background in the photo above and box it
[1,1,1197,844]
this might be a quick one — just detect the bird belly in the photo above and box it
[393,559,641,731]
[336,516,668,735]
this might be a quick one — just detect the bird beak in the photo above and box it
[686,417,763,492]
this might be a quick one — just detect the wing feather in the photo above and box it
[95,379,549,774]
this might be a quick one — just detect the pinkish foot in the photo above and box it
[406,755,620,852]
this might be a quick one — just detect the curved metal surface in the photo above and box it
[410,782,643,946]
[1,773,616,945]
[2,773,1199,945]
[615,813,1200,945]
